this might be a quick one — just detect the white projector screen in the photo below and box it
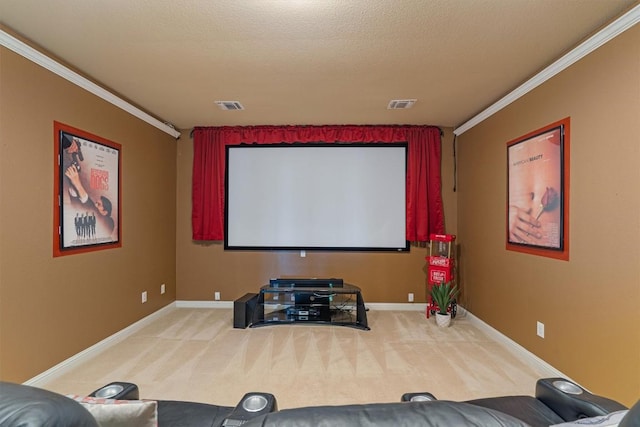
[225,143,408,251]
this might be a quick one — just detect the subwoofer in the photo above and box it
[233,293,259,329]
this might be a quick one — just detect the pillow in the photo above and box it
[67,395,157,427]
[550,410,629,427]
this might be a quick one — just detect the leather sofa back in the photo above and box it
[0,382,98,427]
[242,400,532,427]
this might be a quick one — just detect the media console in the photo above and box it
[249,280,369,330]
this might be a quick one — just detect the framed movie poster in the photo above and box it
[53,122,121,256]
[506,117,569,261]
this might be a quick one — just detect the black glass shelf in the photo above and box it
[250,283,369,330]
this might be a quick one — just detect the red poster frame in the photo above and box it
[506,118,570,261]
[53,121,122,257]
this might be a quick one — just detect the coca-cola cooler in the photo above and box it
[426,234,456,318]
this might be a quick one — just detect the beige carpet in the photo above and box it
[41,307,556,409]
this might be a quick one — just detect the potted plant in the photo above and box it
[430,282,459,327]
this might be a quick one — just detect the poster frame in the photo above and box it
[506,117,570,260]
[53,121,122,256]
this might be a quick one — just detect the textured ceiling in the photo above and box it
[1,0,637,131]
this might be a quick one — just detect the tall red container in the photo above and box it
[426,234,456,318]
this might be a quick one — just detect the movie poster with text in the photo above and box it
[507,126,563,250]
[58,126,120,253]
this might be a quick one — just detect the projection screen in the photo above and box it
[225,143,408,251]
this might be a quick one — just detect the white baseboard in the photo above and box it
[366,302,427,311]
[175,300,233,309]
[175,300,428,311]
[24,303,176,387]
[459,306,575,383]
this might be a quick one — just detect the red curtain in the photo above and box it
[192,125,444,242]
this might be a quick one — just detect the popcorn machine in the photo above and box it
[426,234,457,318]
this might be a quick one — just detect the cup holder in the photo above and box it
[94,384,125,398]
[552,380,583,395]
[242,394,269,412]
[401,392,437,402]
[410,395,435,402]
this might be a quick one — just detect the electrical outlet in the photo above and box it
[214,291,220,301]
[161,284,165,294]
[537,321,545,338]
[408,293,414,302]
[141,291,147,304]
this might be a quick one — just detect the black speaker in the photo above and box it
[234,293,259,329]
[401,392,437,402]
[222,392,277,426]
[89,382,139,400]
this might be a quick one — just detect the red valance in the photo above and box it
[192,125,444,242]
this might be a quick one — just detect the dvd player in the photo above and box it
[285,305,330,321]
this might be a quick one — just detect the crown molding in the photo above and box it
[454,4,640,136]
[1,30,181,139]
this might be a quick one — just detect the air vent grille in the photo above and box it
[215,101,245,111]
[387,99,417,110]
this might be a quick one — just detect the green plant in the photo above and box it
[430,282,459,315]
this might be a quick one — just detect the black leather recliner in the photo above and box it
[1,378,637,426]
[402,377,629,427]
[0,381,98,427]
[87,381,278,427]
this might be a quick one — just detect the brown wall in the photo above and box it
[175,129,457,304]
[0,47,177,382]
[456,25,640,405]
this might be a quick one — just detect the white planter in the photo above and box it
[435,312,451,327]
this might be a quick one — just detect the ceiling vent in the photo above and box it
[215,101,245,111]
[387,99,417,110]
